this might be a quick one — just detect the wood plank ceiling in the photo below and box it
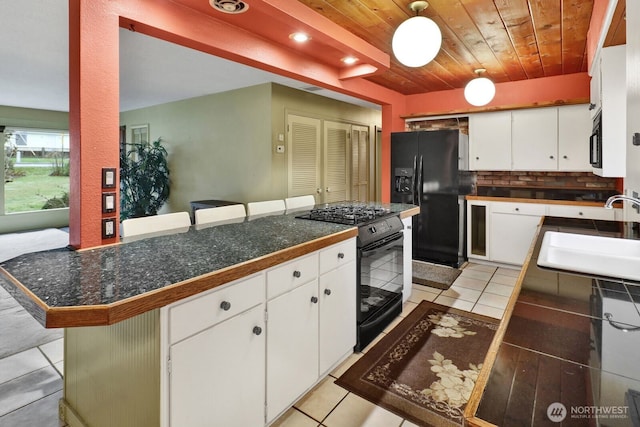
[296,0,599,95]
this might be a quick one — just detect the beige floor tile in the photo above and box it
[411,283,442,294]
[477,293,510,310]
[331,353,362,378]
[462,263,497,273]
[451,275,488,291]
[295,376,348,423]
[400,420,421,427]
[433,295,475,312]
[441,285,482,303]
[496,267,521,277]
[484,282,514,297]
[39,338,64,364]
[459,269,494,281]
[408,288,438,304]
[271,408,320,427]
[323,393,403,427]
[400,301,418,317]
[490,274,519,287]
[471,303,504,319]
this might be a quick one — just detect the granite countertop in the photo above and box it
[0,203,417,328]
[473,217,640,426]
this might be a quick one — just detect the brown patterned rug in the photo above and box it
[335,301,499,427]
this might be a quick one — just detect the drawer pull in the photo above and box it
[220,301,231,311]
[252,326,263,336]
[293,270,301,278]
[579,212,583,216]
[337,252,345,259]
[310,296,318,304]
[324,288,332,296]
[515,208,520,212]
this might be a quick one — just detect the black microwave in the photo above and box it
[590,110,602,168]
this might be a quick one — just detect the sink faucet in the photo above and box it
[604,194,640,209]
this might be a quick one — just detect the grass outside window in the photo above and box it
[4,166,69,213]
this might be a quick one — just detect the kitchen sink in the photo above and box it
[537,231,640,281]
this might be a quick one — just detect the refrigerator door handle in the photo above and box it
[416,155,424,206]
[412,155,418,205]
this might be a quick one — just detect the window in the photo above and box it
[3,127,70,214]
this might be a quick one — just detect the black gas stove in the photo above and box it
[296,202,404,351]
[295,203,393,226]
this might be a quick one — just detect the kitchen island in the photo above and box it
[0,203,418,427]
[465,216,640,426]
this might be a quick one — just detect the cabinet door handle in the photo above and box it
[220,301,231,311]
[515,207,520,212]
[475,156,480,160]
[578,212,583,216]
[324,288,332,296]
[310,296,318,304]
[563,155,568,159]
[252,326,262,336]
[293,270,301,278]
[549,155,554,159]
[337,252,345,259]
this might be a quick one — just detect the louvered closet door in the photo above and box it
[323,121,350,203]
[351,125,369,202]
[288,115,321,200]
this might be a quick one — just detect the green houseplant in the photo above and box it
[119,137,170,220]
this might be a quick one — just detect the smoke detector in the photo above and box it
[209,0,249,14]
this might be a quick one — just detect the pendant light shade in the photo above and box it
[464,69,496,106]
[392,2,442,68]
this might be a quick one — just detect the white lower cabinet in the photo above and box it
[468,200,621,266]
[489,202,545,265]
[266,279,319,422]
[169,302,266,427]
[319,260,356,375]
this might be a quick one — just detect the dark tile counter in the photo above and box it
[476,186,618,202]
[474,217,640,426]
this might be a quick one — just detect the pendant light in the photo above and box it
[464,69,496,106]
[392,1,442,68]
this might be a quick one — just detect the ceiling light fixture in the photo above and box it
[290,32,311,43]
[392,1,442,68]
[342,56,358,65]
[464,69,496,106]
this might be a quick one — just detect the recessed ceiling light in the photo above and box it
[290,32,311,43]
[342,56,358,65]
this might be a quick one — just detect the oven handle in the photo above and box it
[359,232,403,256]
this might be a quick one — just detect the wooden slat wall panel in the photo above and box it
[604,0,626,47]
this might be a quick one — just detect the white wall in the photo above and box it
[626,0,640,221]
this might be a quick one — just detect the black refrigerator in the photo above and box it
[390,130,474,267]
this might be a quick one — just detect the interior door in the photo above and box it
[323,121,350,203]
[287,114,321,199]
[351,125,369,202]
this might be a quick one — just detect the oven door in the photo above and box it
[358,231,404,325]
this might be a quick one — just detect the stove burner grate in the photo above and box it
[302,203,392,225]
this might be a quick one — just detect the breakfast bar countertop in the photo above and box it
[466,217,640,426]
[0,203,419,329]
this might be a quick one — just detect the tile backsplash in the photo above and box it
[476,171,619,189]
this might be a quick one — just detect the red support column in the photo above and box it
[68,0,120,249]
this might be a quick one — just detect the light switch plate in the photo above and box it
[102,168,116,188]
[102,192,116,213]
[102,218,116,239]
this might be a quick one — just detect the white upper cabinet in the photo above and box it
[469,111,512,170]
[558,104,592,171]
[512,107,558,170]
[470,105,591,172]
